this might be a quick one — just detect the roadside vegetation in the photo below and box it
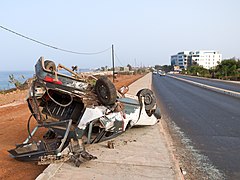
[98,64,150,75]
[153,65,173,73]
[8,74,25,89]
[0,74,32,94]
[182,58,240,81]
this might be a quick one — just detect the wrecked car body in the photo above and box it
[8,57,161,166]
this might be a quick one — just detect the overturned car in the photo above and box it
[8,57,161,166]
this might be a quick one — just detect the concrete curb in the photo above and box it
[36,148,70,180]
[179,74,240,84]
[158,119,185,180]
[36,163,65,180]
[168,75,240,99]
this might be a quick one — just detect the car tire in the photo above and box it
[44,60,56,71]
[95,76,117,105]
[137,89,156,111]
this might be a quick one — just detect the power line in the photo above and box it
[115,53,124,66]
[0,25,111,55]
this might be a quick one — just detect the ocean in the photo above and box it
[0,71,34,90]
[0,69,93,90]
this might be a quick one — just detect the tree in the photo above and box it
[215,58,240,80]
[154,65,173,72]
[186,65,210,77]
[154,65,161,70]
[127,64,132,71]
[9,74,23,88]
[161,65,173,73]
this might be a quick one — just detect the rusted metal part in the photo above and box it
[58,64,86,80]
[38,138,97,166]
[107,140,115,149]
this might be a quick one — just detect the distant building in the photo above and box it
[114,67,121,72]
[171,50,222,69]
[171,55,178,66]
[171,51,191,69]
[123,67,129,72]
[114,66,130,72]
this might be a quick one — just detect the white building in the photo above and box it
[171,50,222,69]
[190,50,222,69]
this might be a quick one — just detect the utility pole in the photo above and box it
[112,44,115,82]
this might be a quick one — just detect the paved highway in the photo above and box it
[152,74,240,179]
[172,74,240,93]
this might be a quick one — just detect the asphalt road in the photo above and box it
[152,74,240,179]
[173,74,240,93]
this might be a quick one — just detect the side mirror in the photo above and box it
[118,86,129,95]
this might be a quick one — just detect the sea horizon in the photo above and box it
[0,69,93,90]
[0,70,34,90]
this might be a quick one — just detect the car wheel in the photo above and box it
[95,76,117,105]
[44,60,56,71]
[137,89,156,111]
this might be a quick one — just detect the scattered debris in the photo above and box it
[107,141,115,149]
[180,167,187,175]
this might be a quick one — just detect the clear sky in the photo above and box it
[0,0,239,71]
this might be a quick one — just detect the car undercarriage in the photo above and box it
[8,57,161,167]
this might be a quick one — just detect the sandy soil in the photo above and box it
[0,74,144,180]
[0,104,47,180]
[0,89,28,106]
[112,74,144,90]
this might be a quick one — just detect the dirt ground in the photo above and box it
[0,74,144,180]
